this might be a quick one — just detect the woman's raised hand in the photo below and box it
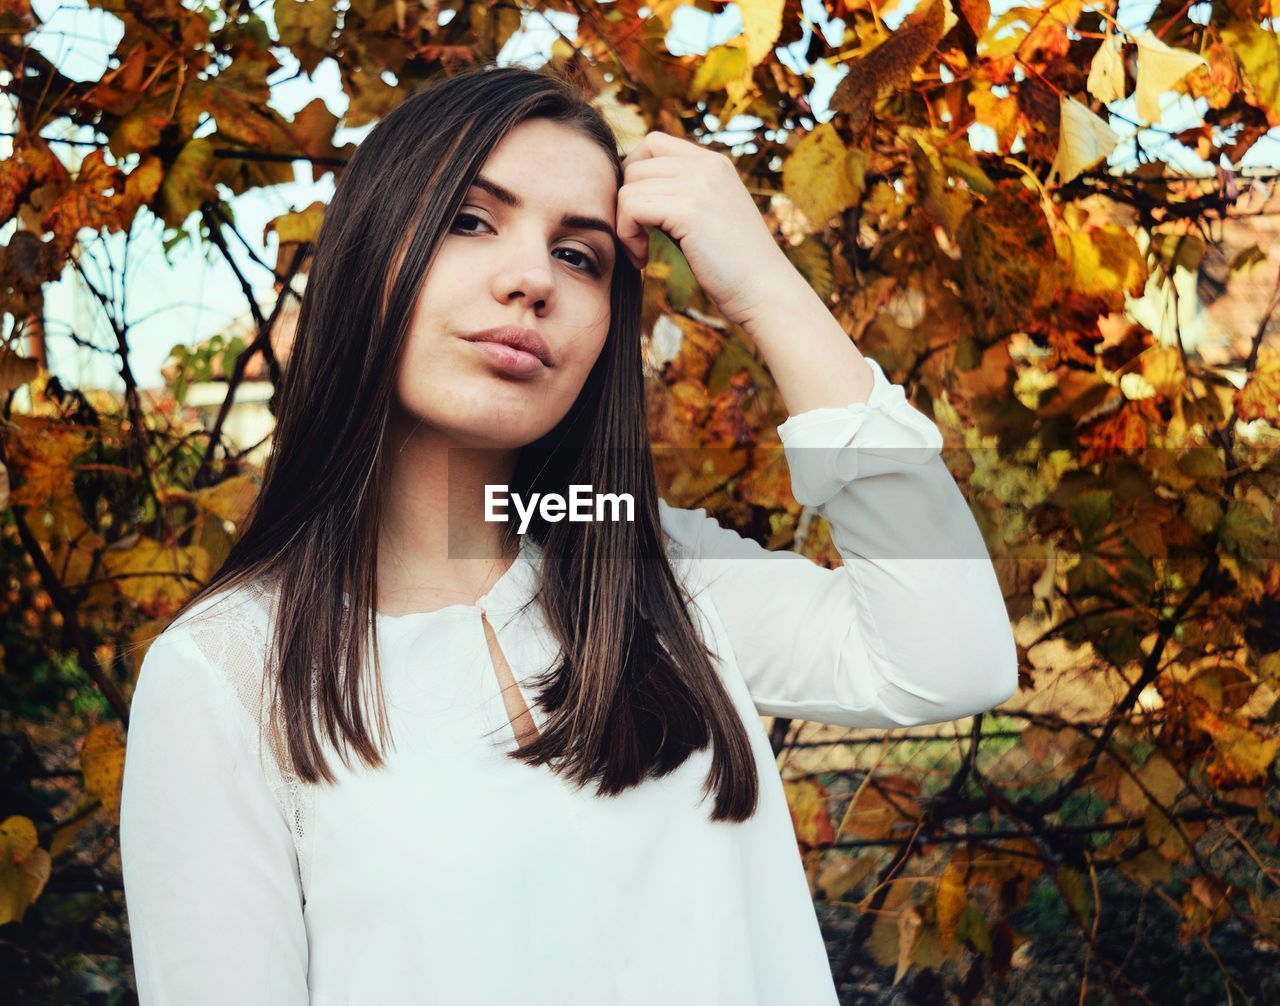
[617,130,795,330]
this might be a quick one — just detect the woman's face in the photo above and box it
[393,117,619,448]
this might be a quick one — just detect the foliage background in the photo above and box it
[3,0,1280,1002]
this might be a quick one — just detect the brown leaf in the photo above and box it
[279,97,351,183]
[0,348,40,397]
[0,156,33,227]
[894,903,925,985]
[275,0,338,75]
[958,179,1057,335]
[830,0,949,132]
[953,0,989,41]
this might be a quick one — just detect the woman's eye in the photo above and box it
[557,248,600,275]
[452,211,489,234]
[451,212,600,276]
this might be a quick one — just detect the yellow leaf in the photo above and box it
[0,815,51,926]
[692,42,750,97]
[1134,30,1208,126]
[158,138,218,228]
[81,724,126,824]
[121,154,165,223]
[103,537,211,615]
[590,83,648,157]
[264,200,325,246]
[781,236,835,301]
[1050,94,1120,186]
[936,862,966,953]
[1059,223,1148,309]
[1140,345,1186,400]
[910,133,970,238]
[193,473,260,526]
[868,879,915,966]
[274,0,338,65]
[1087,30,1127,104]
[1221,19,1280,126]
[737,0,785,67]
[6,416,93,508]
[1121,848,1174,888]
[782,123,862,231]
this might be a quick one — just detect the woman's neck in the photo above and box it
[377,417,519,615]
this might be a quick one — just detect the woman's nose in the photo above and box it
[494,244,556,307]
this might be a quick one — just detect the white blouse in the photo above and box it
[119,357,1018,1005]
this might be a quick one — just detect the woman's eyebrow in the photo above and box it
[471,175,618,244]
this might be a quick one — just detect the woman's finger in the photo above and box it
[616,178,681,268]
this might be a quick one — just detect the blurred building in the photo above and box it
[156,290,299,469]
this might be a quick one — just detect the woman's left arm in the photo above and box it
[657,353,1019,729]
[621,131,1019,727]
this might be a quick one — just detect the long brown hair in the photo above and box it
[171,62,760,823]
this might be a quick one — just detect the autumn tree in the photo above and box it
[2,0,1279,1000]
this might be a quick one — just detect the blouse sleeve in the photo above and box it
[119,629,310,1005]
[658,356,1018,729]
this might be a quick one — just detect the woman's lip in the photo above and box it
[463,338,548,378]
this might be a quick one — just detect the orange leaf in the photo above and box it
[783,778,836,849]
[41,150,127,251]
[1235,345,1280,423]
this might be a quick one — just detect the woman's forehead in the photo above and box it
[481,121,618,207]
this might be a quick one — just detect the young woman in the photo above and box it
[119,63,1018,1004]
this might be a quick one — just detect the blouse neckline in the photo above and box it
[374,535,540,625]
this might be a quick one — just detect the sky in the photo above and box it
[5,0,1278,392]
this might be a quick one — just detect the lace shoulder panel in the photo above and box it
[160,578,313,901]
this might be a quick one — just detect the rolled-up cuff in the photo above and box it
[777,356,945,507]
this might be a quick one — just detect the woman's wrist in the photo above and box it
[738,265,877,414]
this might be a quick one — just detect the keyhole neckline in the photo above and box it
[373,536,539,626]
